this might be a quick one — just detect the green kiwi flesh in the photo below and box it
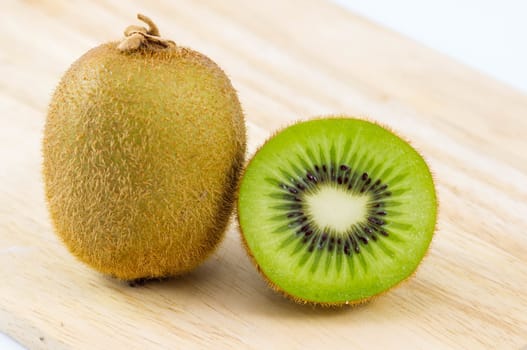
[237,117,437,305]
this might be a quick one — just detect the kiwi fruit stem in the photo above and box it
[118,14,176,52]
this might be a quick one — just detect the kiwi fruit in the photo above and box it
[237,117,436,305]
[42,14,246,281]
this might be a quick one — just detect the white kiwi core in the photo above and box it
[305,185,369,233]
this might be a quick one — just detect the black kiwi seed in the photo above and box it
[306,173,317,182]
[350,235,360,253]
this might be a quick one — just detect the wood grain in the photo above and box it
[1,0,526,349]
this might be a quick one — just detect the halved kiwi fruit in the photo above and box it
[237,117,437,305]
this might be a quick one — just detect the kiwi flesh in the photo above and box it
[43,15,246,281]
[237,117,436,305]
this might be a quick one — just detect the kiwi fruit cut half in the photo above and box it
[237,117,436,305]
[43,15,246,281]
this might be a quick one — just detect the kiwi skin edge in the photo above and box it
[236,116,438,307]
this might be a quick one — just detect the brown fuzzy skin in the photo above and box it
[236,115,437,306]
[43,41,246,280]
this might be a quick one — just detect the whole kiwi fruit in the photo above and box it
[237,117,437,305]
[43,14,246,281]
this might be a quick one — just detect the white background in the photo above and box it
[334,0,527,93]
[2,0,526,348]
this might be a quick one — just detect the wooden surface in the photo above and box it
[1,1,526,349]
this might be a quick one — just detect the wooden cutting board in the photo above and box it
[1,1,526,349]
